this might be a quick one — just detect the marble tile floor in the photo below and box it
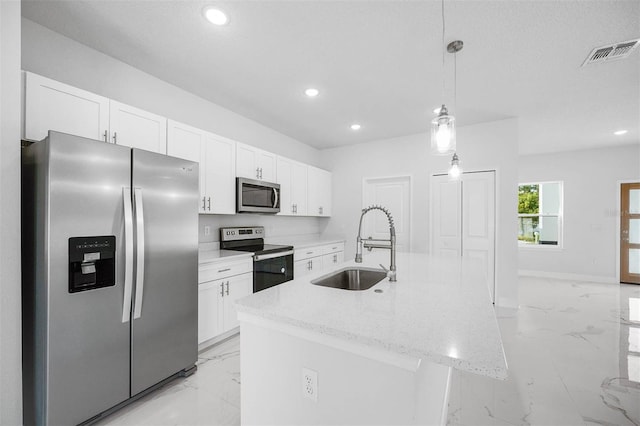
[96,276,640,426]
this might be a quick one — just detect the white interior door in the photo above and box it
[430,177,462,257]
[431,171,496,302]
[363,176,411,253]
[462,172,496,302]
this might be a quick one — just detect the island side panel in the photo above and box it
[240,319,451,425]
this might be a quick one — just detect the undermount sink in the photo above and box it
[311,267,387,291]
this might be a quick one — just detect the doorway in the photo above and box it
[621,182,640,284]
[430,171,496,303]
[362,176,412,252]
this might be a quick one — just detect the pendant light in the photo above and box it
[431,0,458,155]
[448,152,462,179]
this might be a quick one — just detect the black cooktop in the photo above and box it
[223,242,293,255]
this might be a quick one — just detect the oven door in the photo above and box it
[253,251,294,292]
[237,177,280,213]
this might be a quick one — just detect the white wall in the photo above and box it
[321,118,519,308]
[518,144,640,282]
[21,18,325,242]
[0,1,23,424]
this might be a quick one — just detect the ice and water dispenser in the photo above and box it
[68,236,116,293]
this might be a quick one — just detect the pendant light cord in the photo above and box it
[454,49,457,115]
[441,0,445,101]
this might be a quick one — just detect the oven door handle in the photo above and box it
[254,250,294,262]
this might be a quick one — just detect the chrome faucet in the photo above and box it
[355,205,397,282]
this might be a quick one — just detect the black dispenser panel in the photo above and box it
[68,236,116,293]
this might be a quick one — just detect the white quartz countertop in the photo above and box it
[235,251,507,380]
[266,235,346,250]
[198,248,254,265]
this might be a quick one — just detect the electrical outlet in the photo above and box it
[302,368,318,402]
[204,226,211,236]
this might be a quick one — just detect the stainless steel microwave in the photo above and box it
[236,177,281,214]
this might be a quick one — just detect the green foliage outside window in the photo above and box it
[518,184,539,243]
[518,185,539,214]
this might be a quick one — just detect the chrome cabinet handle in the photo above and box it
[112,131,117,144]
[218,268,231,273]
[319,206,323,215]
[207,197,211,211]
[256,167,260,179]
[220,283,224,297]
[225,281,229,296]
[333,254,337,263]
[133,188,145,320]
[202,197,206,211]
[122,187,134,323]
[259,167,263,179]
[103,130,108,143]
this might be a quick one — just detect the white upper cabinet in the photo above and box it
[236,142,276,182]
[277,156,308,216]
[307,166,332,217]
[203,132,236,215]
[167,120,206,213]
[167,120,236,214]
[109,100,167,154]
[24,72,109,142]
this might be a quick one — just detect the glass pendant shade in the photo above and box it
[448,152,462,179]
[431,105,456,155]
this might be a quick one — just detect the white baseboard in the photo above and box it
[518,269,617,284]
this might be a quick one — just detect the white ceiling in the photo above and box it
[22,0,640,154]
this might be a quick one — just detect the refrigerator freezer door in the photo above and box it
[130,149,199,395]
[32,132,132,425]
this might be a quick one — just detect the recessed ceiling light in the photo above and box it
[614,129,628,136]
[350,124,361,131]
[203,7,228,26]
[304,88,319,97]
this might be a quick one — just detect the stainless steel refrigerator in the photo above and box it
[22,131,199,425]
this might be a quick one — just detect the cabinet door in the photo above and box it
[294,259,312,279]
[321,252,344,270]
[222,274,253,333]
[167,120,206,213]
[24,72,109,142]
[291,162,308,215]
[109,100,167,154]
[204,134,236,214]
[308,166,332,217]
[257,151,276,182]
[294,257,322,279]
[277,157,294,215]
[198,280,222,344]
[236,143,259,179]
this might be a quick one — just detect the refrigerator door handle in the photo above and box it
[122,187,134,323]
[133,187,145,319]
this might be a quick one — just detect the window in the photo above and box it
[518,181,563,247]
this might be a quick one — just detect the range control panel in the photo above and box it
[220,226,264,242]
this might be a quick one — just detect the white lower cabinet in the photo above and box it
[198,257,253,345]
[294,242,345,278]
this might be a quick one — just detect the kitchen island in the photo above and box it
[235,251,507,425]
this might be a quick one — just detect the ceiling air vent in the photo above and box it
[582,39,640,66]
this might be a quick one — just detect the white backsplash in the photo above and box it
[199,214,327,243]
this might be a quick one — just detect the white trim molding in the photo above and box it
[518,269,617,284]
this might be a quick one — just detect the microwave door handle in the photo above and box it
[122,187,134,323]
[133,188,145,319]
[272,187,278,209]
